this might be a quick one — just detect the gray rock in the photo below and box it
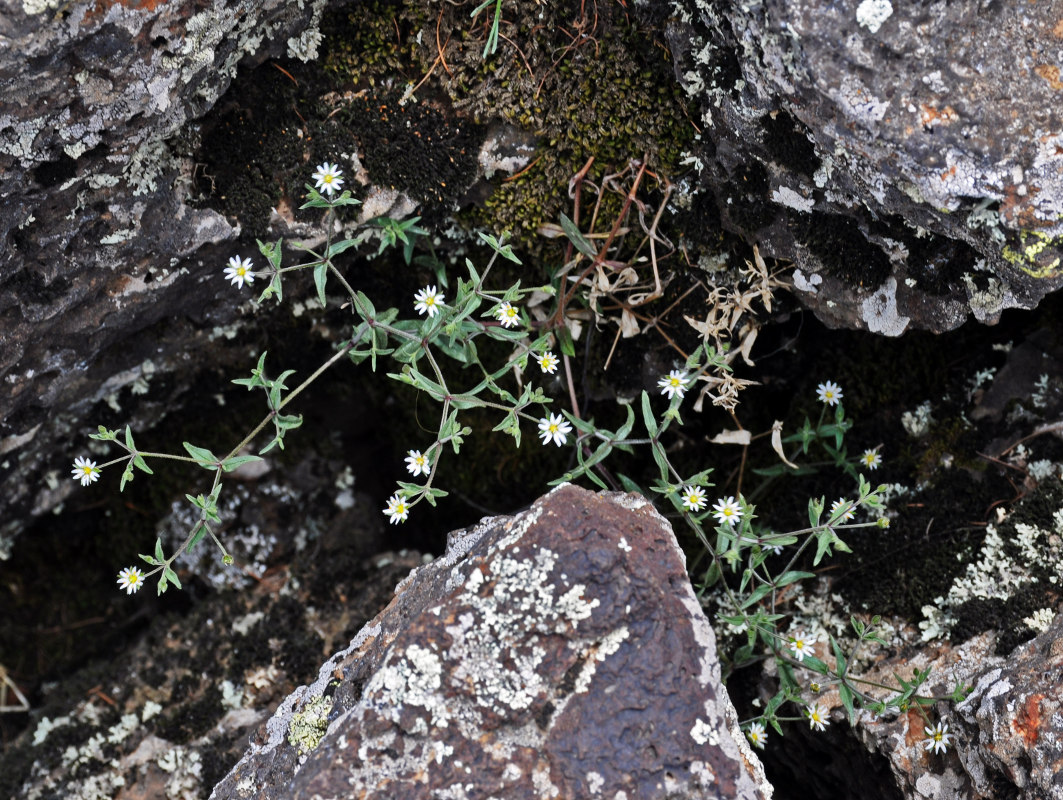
[0,0,335,553]
[669,0,1063,333]
[210,484,772,800]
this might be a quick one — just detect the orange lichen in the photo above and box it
[1034,64,1063,91]
[1012,694,1044,747]
[920,104,958,127]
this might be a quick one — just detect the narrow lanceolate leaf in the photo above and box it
[313,262,328,308]
[124,425,135,450]
[187,523,208,553]
[154,538,165,562]
[133,454,153,474]
[559,212,598,259]
[220,455,264,472]
[164,566,182,590]
[183,442,219,468]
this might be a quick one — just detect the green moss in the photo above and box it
[320,0,695,252]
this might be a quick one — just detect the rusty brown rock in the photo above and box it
[210,484,772,800]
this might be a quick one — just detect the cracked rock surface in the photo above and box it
[669,0,1063,334]
[210,484,771,800]
[0,0,333,550]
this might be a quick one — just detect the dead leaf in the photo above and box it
[710,429,752,445]
[771,420,799,468]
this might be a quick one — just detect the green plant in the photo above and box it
[73,163,969,757]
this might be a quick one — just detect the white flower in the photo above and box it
[789,631,814,662]
[71,456,100,487]
[311,162,344,196]
[496,302,521,328]
[860,449,882,470]
[383,493,410,524]
[681,485,707,512]
[414,285,445,317]
[658,369,689,400]
[405,450,430,477]
[224,256,255,289]
[816,381,843,406]
[746,721,768,750]
[117,566,144,595]
[712,496,742,527]
[923,722,953,755]
[830,498,855,522]
[537,351,559,374]
[806,703,830,731]
[538,413,572,447]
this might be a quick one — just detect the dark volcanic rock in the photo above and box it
[669,0,1063,334]
[0,0,333,551]
[210,484,771,800]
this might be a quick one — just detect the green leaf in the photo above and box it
[812,529,834,566]
[740,583,774,609]
[157,573,168,595]
[559,212,598,259]
[557,325,576,358]
[132,454,153,474]
[186,523,208,553]
[139,553,159,566]
[808,496,824,528]
[774,570,815,588]
[163,566,182,590]
[221,455,264,472]
[640,391,658,437]
[183,442,219,468]
[831,635,848,676]
[313,262,328,308]
[123,426,135,450]
[326,237,363,259]
[154,538,165,562]
[616,473,645,496]
[839,682,856,723]
[120,465,134,492]
[256,238,284,270]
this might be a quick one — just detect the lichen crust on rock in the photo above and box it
[210,484,772,799]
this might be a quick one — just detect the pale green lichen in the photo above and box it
[287,695,332,754]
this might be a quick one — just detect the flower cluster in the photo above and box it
[816,380,842,406]
[405,450,430,477]
[712,496,742,527]
[117,566,144,595]
[860,449,882,470]
[383,493,410,524]
[311,162,344,196]
[414,285,445,318]
[538,413,572,447]
[788,631,814,662]
[806,703,830,731]
[658,369,689,400]
[496,302,520,328]
[224,256,255,289]
[923,722,953,755]
[746,721,767,749]
[71,456,100,487]
[537,351,559,374]
[680,485,707,512]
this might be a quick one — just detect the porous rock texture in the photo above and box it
[800,617,1063,800]
[0,0,329,550]
[210,483,772,800]
[0,533,416,800]
[668,0,1063,334]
